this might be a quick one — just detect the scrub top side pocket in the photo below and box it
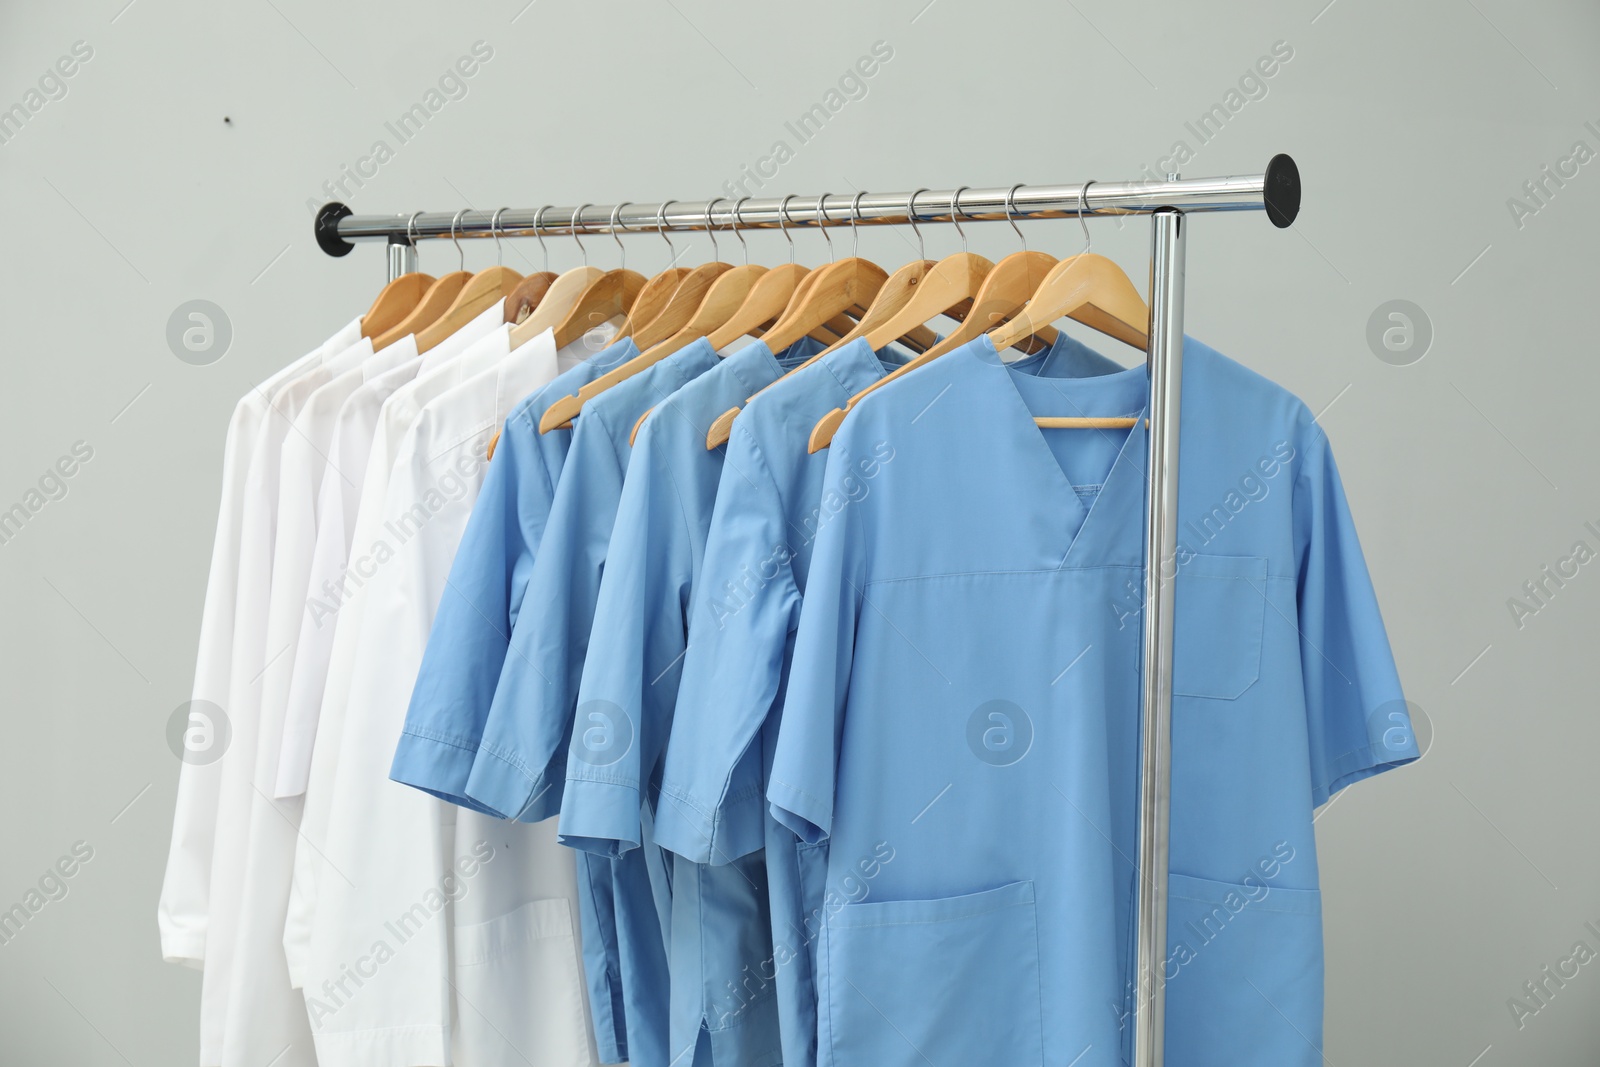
[1163,872,1323,1067]
[818,879,1046,1067]
[1173,554,1267,700]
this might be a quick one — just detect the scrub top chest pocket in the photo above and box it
[1172,554,1267,701]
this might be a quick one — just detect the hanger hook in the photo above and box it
[1077,181,1095,252]
[490,207,509,266]
[533,206,551,272]
[655,200,679,267]
[778,194,797,264]
[704,199,722,261]
[731,197,751,266]
[813,193,834,262]
[1004,184,1027,252]
[906,188,928,260]
[405,211,423,259]
[949,186,969,254]
[847,191,868,259]
[570,203,592,266]
[450,209,467,271]
[609,202,630,270]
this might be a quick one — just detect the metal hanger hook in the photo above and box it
[609,202,631,270]
[814,194,834,262]
[1004,184,1027,252]
[906,188,929,260]
[849,191,866,259]
[778,195,798,264]
[490,207,509,266]
[533,206,552,272]
[450,209,468,271]
[731,197,751,266]
[1078,181,1095,252]
[571,203,592,266]
[704,199,722,261]
[656,201,678,268]
[949,186,969,253]
[405,211,423,259]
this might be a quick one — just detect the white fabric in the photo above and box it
[307,328,597,1067]
[221,335,426,1067]
[285,309,511,1008]
[157,317,359,971]
[196,327,369,1064]
[279,351,425,984]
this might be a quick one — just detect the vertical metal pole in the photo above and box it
[1132,206,1186,1067]
[386,236,418,282]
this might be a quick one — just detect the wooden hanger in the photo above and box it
[917,250,1059,360]
[705,193,961,450]
[809,185,1150,452]
[414,265,520,352]
[362,272,436,339]
[702,194,892,449]
[412,212,521,353]
[505,273,556,324]
[552,268,646,349]
[756,252,883,355]
[538,261,726,433]
[373,271,471,350]
[808,252,1148,451]
[638,201,769,361]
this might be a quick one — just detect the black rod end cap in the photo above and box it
[315,202,355,256]
[1264,154,1301,228]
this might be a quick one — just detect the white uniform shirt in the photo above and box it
[221,335,422,1067]
[158,317,360,971]
[307,327,597,1067]
[283,303,507,1002]
[197,328,372,1064]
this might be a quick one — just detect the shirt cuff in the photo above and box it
[159,929,206,970]
[557,778,643,856]
[653,780,766,865]
[390,727,505,815]
[462,745,562,823]
[767,776,831,845]
[1315,740,1420,809]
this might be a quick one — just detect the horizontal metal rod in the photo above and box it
[315,155,1299,257]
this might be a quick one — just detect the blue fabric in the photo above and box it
[558,338,822,1067]
[462,339,722,1067]
[769,334,1416,1067]
[392,341,633,810]
[656,332,1126,1067]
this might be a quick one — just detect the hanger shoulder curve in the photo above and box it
[415,266,522,352]
[362,273,437,339]
[373,271,471,350]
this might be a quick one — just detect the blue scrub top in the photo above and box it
[657,333,1129,1067]
[560,338,821,1067]
[392,339,636,809]
[770,335,1417,1067]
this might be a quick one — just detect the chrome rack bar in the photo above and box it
[313,156,1301,1067]
[314,156,1300,258]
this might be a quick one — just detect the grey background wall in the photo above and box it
[2,0,1597,1063]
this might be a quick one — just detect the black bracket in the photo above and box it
[315,202,355,257]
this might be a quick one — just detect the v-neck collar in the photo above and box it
[968,334,1150,569]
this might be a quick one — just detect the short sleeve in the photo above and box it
[655,424,801,864]
[767,438,869,844]
[1294,425,1418,807]
[559,422,691,855]
[465,415,626,822]
[390,407,557,811]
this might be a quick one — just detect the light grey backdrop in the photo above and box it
[2,0,1597,1064]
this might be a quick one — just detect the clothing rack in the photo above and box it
[313,154,1303,1067]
